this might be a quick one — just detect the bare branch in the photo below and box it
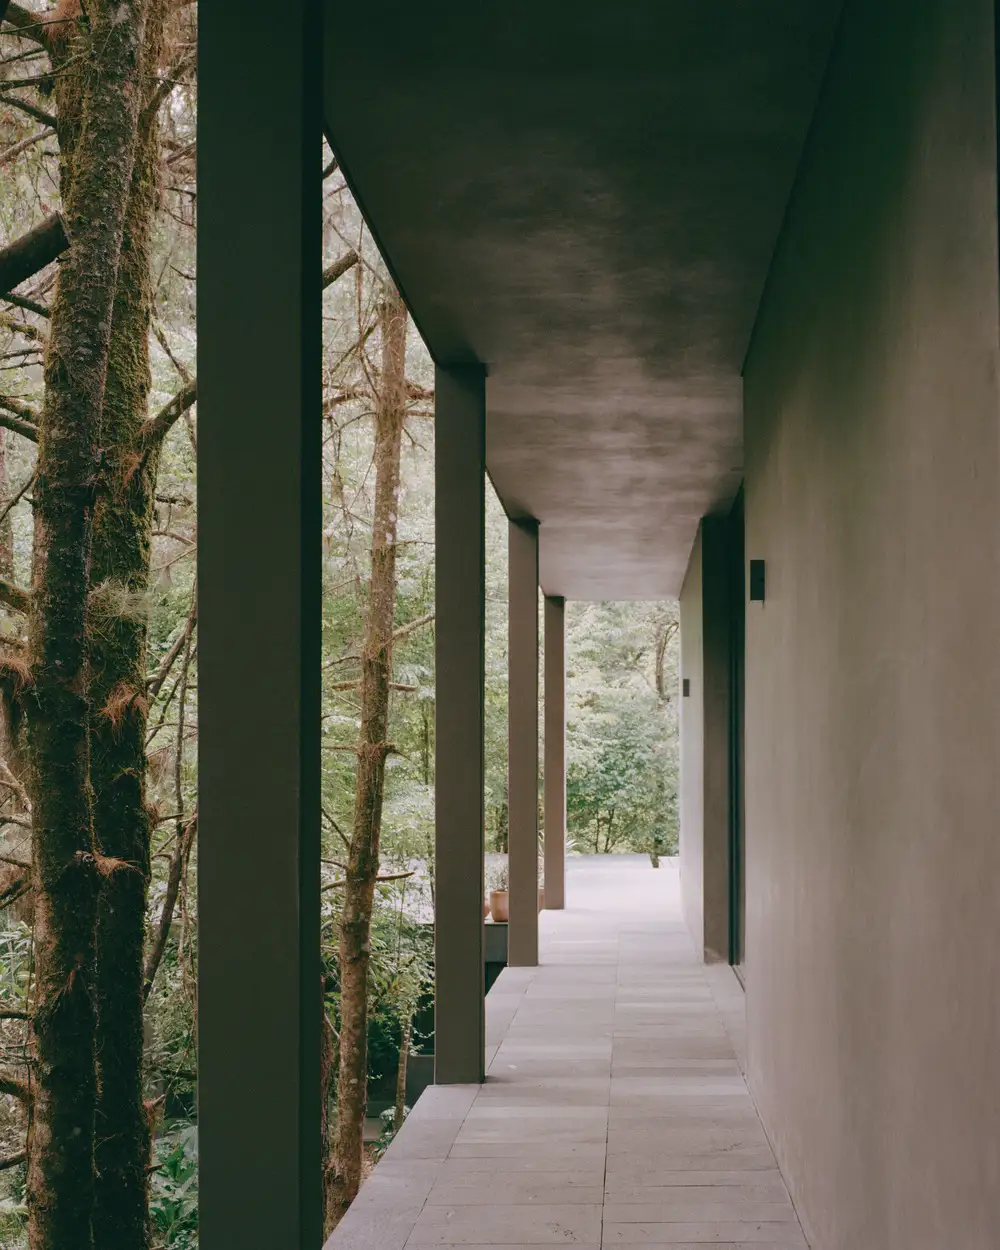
[0,577,29,615]
[322,249,359,291]
[0,470,36,530]
[139,377,196,450]
[163,140,195,167]
[392,611,434,643]
[0,1072,28,1102]
[2,2,51,49]
[322,870,414,893]
[0,213,69,294]
[321,805,351,852]
[323,613,434,672]
[0,125,54,168]
[152,321,191,382]
[2,291,48,318]
[0,876,29,912]
[143,811,197,1000]
[0,314,45,343]
[0,1147,26,1170]
[327,679,418,693]
[0,92,56,128]
[0,398,38,442]
[142,52,196,127]
[147,599,197,697]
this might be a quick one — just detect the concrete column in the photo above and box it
[198,1,323,1244]
[434,364,486,1084]
[508,519,539,966]
[543,595,566,909]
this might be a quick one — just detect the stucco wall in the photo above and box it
[743,1,1000,1246]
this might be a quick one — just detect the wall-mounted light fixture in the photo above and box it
[682,678,690,697]
[749,559,766,602]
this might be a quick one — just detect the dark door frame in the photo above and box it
[727,486,746,979]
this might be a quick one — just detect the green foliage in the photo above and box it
[150,1123,199,1249]
[0,1197,27,1249]
[323,888,434,1105]
[0,921,32,1018]
[0,1146,27,1249]
[565,602,679,861]
[486,859,509,893]
[371,1106,407,1162]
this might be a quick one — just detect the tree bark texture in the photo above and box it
[88,5,166,1245]
[327,291,408,1227]
[25,4,150,1247]
[394,1016,412,1131]
[0,429,15,582]
[319,986,337,1227]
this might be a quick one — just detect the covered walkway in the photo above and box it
[327,857,807,1248]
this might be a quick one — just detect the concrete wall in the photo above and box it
[742,1,1000,1246]
[679,519,731,963]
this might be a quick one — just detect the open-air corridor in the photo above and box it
[327,855,808,1249]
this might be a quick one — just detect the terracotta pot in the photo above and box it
[483,899,490,919]
[489,890,509,923]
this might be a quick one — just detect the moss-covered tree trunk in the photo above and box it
[25,3,150,1247]
[0,430,15,582]
[327,290,408,1229]
[89,4,166,1245]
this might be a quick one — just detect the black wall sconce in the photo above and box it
[749,559,766,602]
[682,678,690,697]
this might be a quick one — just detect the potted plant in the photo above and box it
[487,861,509,922]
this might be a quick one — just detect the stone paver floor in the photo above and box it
[327,855,807,1249]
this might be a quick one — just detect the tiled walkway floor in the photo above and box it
[327,856,807,1249]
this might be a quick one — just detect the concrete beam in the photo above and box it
[197,0,323,1243]
[543,595,566,909]
[434,364,486,1083]
[508,519,539,966]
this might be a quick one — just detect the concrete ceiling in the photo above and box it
[324,2,841,598]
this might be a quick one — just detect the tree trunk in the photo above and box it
[654,619,676,701]
[89,6,166,1245]
[421,700,430,786]
[25,4,150,1247]
[0,430,15,582]
[394,1016,412,1131]
[497,780,508,853]
[320,984,337,1228]
[327,290,408,1226]
[0,429,26,788]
